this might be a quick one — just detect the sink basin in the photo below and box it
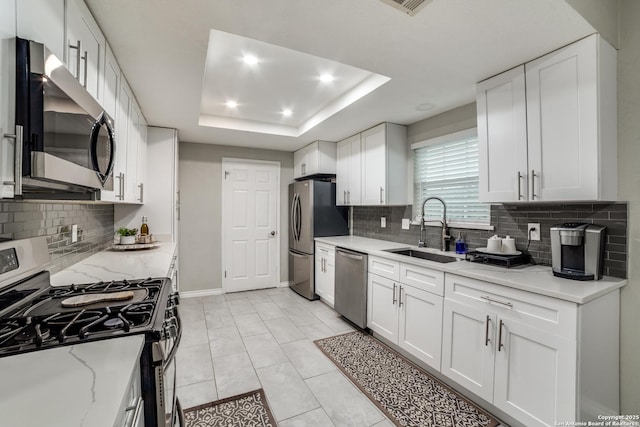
[384,249,459,263]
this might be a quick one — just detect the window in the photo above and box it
[412,128,490,227]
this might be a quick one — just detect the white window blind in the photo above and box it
[413,130,490,226]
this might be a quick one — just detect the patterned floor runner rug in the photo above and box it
[315,332,500,427]
[183,389,277,427]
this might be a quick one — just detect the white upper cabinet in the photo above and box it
[293,141,336,179]
[336,133,362,206]
[477,66,528,202]
[102,43,120,120]
[66,0,106,102]
[337,123,407,206]
[16,0,65,61]
[0,0,16,198]
[477,34,617,202]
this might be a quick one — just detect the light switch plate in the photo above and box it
[71,224,78,243]
[528,223,540,241]
[381,217,386,228]
[402,218,411,230]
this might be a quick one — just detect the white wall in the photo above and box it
[178,142,293,292]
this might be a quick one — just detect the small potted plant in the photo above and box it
[117,227,138,245]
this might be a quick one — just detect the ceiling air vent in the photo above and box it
[379,0,432,16]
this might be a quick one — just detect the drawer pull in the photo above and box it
[484,315,491,346]
[480,295,513,308]
[498,319,505,352]
[392,283,397,305]
[398,286,404,307]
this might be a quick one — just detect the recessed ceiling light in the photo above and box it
[243,54,258,65]
[225,100,238,108]
[416,103,435,111]
[319,73,334,83]
[282,109,293,117]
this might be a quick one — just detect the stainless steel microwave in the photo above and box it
[15,38,115,199]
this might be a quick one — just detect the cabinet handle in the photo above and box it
[484,315,491,346]
[343,190,346,205]
[392,283,397,305]
[302,163,306,175]
[176,190,181,220]
[530,169,537,200]
[69,40,82,79]
[81,50,88,88]
[398,286,403,307]
[121,173,125,200]
[480,295,513,308]
[380,187,384,204]
[498,319,505,352]
[347,190,351,204]
[138,183,144,202]
[517,172,523,200]
[3,125,23,196]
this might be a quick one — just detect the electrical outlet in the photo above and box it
[381,217,386,228]
[402,218,411,230]
[71,224,78,243]
[527,223,540,241]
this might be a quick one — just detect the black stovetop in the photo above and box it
[0,272,172,357]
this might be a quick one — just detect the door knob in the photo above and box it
[270,231,277,236]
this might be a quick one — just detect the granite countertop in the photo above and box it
[0,335,144,427]
[315,235,626,304]
[51,241,177,286]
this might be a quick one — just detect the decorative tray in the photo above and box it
[110,241,161,251]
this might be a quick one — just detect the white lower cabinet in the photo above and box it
[367,260,443,371]
[315,242,335,306]
[441,274,580,426]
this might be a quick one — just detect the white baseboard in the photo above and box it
[278,281,291,288]
[179,288,224,298]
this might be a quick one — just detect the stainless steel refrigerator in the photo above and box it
[289,180,349,300]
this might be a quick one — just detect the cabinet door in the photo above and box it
[348,135,362,205]
[315,254,327,299]
[477,66,528,202]
[367,274,398,343]
[525,35,599,201]
[361,124,386,205]
[16,0,65,61]
[398,284,443,370]
[0,0,16,199]
[103,44,120,120]
[67,0,105,102]
[324,255,335,307]
[441,299,495,403]
[293,148,305,179]
[493,319,577,426]
[136,117,147,203]
[304,142,319,176]
[336,136,354,205]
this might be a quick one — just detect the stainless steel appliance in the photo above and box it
[0,237,183,426]
[334,247,368,328]
[14,38,115,199]
[551,223,606,280]
[288,180,348,300]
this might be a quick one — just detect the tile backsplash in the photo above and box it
[352,202,628,278]
[0,202,114,274]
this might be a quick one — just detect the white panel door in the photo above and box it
[525,35,599,201]
[441,299,495,403]
[477,66,528,202]
[361,124,386,205]
[222,160,280,292]
[398,284,443,370]
[0,0,15,199]
[347,135,362,205]
[367,273,398,343]
[335,139,350,205]
[16,0,65,61]
[493,319,577,427]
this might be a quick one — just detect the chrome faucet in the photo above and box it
[419,196,451,251]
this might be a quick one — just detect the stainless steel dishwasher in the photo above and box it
[334,247,368,328]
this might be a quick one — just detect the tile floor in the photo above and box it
[176,287,394,426]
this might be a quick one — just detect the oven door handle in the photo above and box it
[163,314,182,370]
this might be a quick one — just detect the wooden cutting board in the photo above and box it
[61,291,135,307]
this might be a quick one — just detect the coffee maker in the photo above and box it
[550,223,606,280]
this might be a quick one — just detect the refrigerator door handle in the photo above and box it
[296,194,302,241]
[290,193,297,241]
[289,249,307,258]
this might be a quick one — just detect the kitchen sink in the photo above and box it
[384,248,459,263]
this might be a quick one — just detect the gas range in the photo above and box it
[0,274,174,356]
[0,236,183,427]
